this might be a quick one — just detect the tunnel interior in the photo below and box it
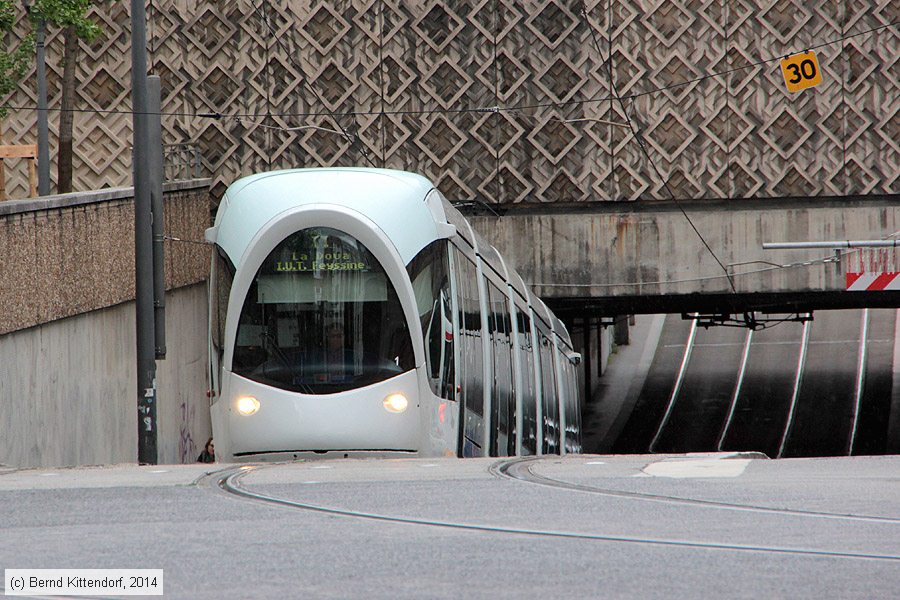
[556,298,899,459]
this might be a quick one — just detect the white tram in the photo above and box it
[206,168,582,461]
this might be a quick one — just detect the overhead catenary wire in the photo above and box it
[529,252,842,288]
[580,5,736,292]
[0,21,893,123]
[249,1,376,168]
[236,119,354,140]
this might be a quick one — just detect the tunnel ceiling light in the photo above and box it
[383,393,408,414]
[236,396,260,416]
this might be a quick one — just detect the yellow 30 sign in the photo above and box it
[780,51,823,93]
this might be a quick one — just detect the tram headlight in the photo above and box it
[383,393,408,414]
[236,396,260,416]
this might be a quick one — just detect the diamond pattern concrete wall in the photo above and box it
[1,1,896,203]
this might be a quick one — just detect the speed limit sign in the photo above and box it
[780,51,823,92]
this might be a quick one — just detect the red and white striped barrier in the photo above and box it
[846,272,900,291]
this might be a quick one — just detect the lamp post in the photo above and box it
[131,0,157,464]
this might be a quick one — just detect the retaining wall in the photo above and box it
[0,181,212,468]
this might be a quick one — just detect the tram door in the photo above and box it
[488,281,513,456]
[538,328,560,454]
[453,246,485,457]
[517,308,537,455]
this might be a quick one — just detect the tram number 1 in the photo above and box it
[780,51,823,93]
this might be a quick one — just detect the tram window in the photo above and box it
[212,246,235,358]
[407,241,454,400]
[232,227,414,394]
[488,283,512,456]
[557,348,572,453]
[452,254,467,410]
[454,248,483,418]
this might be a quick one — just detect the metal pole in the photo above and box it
[33,11,49,195]
[764,240,900,249]
[148,75,166,360]
[131,0,157,464]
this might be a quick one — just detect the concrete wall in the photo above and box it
[0,285,210,468]
[470,197,900,300]
[0,181,212,468]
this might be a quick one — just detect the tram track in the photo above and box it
[491,456,900,524]
[205,463,900,562]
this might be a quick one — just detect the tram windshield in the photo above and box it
[232,227,414,394]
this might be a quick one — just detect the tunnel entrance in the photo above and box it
[560,309,899,459]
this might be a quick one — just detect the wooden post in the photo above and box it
[28,157,37,197]
[0,143,39,199]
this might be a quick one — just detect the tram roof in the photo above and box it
[212,168,443,265]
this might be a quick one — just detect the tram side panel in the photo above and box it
[442,196,579,458]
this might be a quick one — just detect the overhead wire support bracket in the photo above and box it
[683,311,814,330]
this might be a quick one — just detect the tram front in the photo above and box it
[210,206,430,461]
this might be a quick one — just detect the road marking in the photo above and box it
[643,458,752,478]
[585,461,606,465]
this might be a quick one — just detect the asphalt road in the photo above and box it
[0,455,898,599]
[652,324,746,453]
[721,318,804,457]
[781,310,861,457]
[855,310,897,454]
[611,315,691,453]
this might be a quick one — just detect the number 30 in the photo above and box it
[786,59,817,84]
